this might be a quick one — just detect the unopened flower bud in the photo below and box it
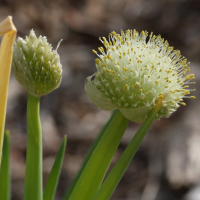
[85,30,196,123]
[12,29,62,97]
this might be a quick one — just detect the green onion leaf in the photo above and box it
[44,136,67,200]
[0,130,11,200]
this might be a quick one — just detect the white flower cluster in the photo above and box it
[12,30,62,96]
[85,30,196,123]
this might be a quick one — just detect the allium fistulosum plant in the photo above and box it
[66,30,196,200]
[0,20,196,200]
[12,30,65,200]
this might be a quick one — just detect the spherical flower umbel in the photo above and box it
[12,30,62,97]
[85,30,196,123]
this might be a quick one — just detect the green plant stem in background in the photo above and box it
[63,110,117,200]
[92,101,163,200]
[0,130,11,200]
[68,110,129,200]
[44,136,67,200]
[24,93,42,200]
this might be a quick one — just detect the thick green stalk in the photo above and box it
[68,110,129,200]
[24,93,42,200]
[63,110,117,200]
[0,130,11,200]
[92,101,163,200]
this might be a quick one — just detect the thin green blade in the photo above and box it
[92,101,163,200]
[0,130,11,200]
[63,110,117,200]
[43,136,67,200]
[68,110,129,200]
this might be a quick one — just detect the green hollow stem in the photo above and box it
[24,93,42,200]
[92,101,163,200]
[63,110,118,200]
[68,110,129,200]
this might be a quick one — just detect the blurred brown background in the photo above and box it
[1,0,200,199]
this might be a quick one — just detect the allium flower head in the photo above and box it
[85,30,196,123]
[12,30,62,97]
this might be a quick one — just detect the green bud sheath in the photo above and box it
[12,30,62,97]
